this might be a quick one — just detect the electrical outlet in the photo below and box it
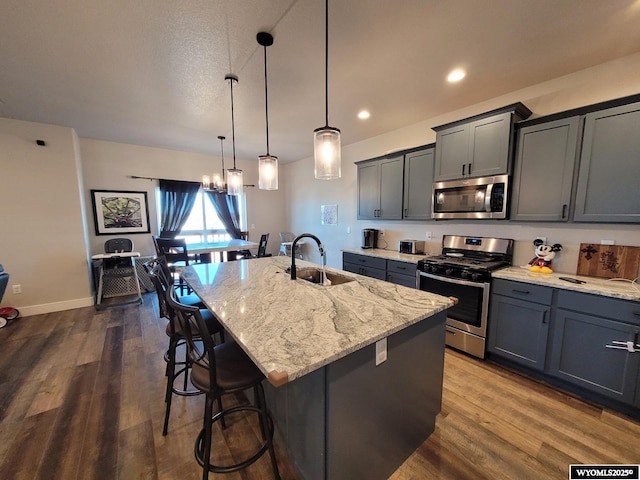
[346,226,351,234]
[535,236,547,244]
[601,239,615,245]
[425,231,432,240]
[375,338,387,366]
[12,284,22,294]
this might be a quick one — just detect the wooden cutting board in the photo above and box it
[576,244,640,280]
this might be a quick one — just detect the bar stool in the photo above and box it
[166,287,280,480]
[146,258,225,436]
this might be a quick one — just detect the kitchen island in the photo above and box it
[182,256,456,480]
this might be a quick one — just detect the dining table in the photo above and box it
[187,239,258,262]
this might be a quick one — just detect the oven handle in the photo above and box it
[419,270,489,289]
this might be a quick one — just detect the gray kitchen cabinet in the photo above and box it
[510,116,580,221]
[488,279,553,371]
[433,103,531,182]
[357,155,404,220]
[574,101,640,223]
[343,253,417,288]
[549,290,640,404]
[343,253,387,280]
[386,260,417,288]
[403,146,434,220]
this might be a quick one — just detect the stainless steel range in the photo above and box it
[417,235,514,358]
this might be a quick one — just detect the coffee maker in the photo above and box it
[362,229,379,249]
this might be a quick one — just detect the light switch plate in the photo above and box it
[375,338,387,366]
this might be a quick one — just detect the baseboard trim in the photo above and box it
[16,297,94,317]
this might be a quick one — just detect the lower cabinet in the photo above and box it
[487,279,552,371]
[488,279,640,412]
[343,253,416,288]
[548,290,640,405]
[386,260,417,288]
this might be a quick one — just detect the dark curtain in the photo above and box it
[204,191,242,239]
[158,179,201,237]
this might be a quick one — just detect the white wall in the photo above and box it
[80,138,288,257]
[0,118,93,315]
[285,53,640,274]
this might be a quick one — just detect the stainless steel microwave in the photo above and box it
[432,174,509,219]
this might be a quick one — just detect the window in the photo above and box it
[175,191,246,244]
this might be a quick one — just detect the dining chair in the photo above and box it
[153,236,197,293]
[166,287,280,480]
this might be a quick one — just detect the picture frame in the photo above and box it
[321,204,338,226]
[90,189,150,235]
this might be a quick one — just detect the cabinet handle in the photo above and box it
[562,204,567,219]
[446,328,457,336]
[468,163,472,175]
[512,289,530,294]
[462,164,466,176]
[542,312,547,324]
[397,266,407,270]
[404,208,408,217]
[633,312,640,317]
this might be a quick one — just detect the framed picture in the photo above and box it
[91,190,150,235]
[321,204,338,225]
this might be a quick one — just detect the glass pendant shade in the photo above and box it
[314,126,341,179]
[226,168,243,196]
[202,175,211,190]
[259,154,278,190]
[212,173,223,190]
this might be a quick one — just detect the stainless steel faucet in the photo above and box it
[290,233,325,280]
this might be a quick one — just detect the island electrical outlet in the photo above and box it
[375,338,387,366]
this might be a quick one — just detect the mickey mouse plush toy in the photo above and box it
[528,239,562,273]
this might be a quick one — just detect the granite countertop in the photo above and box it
[493,266,640,302]
[342,247,429,264]
[182,256,455,386]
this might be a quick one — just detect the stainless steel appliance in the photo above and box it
[432,174,509,219]
[399,239,425,254]
[362,229,379,249]
[417,235,513,358]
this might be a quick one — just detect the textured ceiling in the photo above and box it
[2,0,640,163]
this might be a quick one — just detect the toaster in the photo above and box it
[399,240,425,255]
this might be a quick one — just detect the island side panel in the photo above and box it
[326,312,446,480]
[265,368,327,480]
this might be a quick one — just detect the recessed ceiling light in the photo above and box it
[447,69,466,83]
[357,110,370,120]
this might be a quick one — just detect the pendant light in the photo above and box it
[314,0,341,180]
[257,32,278,190]
[225,74,243,196]
[202,135,227,192]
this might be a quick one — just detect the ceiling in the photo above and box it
[2,0,640,163]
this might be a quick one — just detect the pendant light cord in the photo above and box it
[263,45,270,155]
[218,135,226,182]
[324,0,329,127]
[229,77,237,169]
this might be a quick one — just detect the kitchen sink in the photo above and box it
[296,268,355,286]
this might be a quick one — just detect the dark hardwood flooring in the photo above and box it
[1,293,638,479]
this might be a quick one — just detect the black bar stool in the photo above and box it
[166,287,280,480]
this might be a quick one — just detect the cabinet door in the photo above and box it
[488,295,550,371]
[549,309,640,404]
[511,117,579,221]
[403,147,434,220]
[467,112,512,178]
[357,160,380,220]
[574,102,640,223]
[386,272,416,288]
[434,124,469,181]
[378,155,404,219]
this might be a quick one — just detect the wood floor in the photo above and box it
[1,293,638,479]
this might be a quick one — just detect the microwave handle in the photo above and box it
[484,182,494,212]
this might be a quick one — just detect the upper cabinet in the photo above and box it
[357,145,434,221]
[357,154,404,220]
[403,147,434,220]
[574,101,640,223]
[510,116,580,221]
[433,103,532,181]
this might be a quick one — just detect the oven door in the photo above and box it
[418,271,490,337]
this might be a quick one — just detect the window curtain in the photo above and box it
[158,179,201,237]
[204,191,243,239]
